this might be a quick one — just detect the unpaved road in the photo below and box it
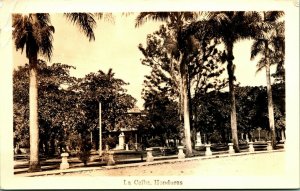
[58,152,285,176]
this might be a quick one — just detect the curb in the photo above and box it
[16,149,285,177]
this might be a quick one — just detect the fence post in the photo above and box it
[107,151,115,166]
[228,143,235,154]
[267,141,272,151]
[205,144,212,156]
[60,153,70,170]
[177,146,185,159]
[146,148,154,162]
[248,142,255,153]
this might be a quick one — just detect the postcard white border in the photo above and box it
[0,0,299,189]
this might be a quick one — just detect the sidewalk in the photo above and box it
[15,149,285,177]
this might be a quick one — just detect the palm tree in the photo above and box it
[135,12,202,156]
[184,11,262,152]
[250,11,284,149]
[215,12,262,152]
[13,13,100,172]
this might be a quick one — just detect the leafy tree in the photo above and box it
[12,13,104,171]
[185,11,264,152]
[136,12,205,156]
[143,88,181,146]
[137,13,226,155]
[13,60,77,156]
[13,62,137,162]
[193,85,285,144]
[72,69,136,152]
[235,86,268,137]
[13,14,55,171]
[192,91,230,144]
[250,11,284,148]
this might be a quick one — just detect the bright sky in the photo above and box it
[13,13,274,108]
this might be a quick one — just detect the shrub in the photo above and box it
[77,140,92,166]
[104,136,117,149]
[147,136,162,147]
[209,130,222,144]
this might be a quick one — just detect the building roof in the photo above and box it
[127,105,141,114]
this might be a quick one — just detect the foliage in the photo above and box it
[192,85,285,144]
[104,136,117,149]
[13,61,136,157]
[146,136,163,147]
[139,23,226,148]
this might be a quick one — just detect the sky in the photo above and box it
[13,13,275,109]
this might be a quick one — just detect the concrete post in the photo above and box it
[248,142,255,153]
[195,132,202,146]
[118,132,125,150]
[228,143,235,154]
[281,129,285,142]
[205,144,212,156]
[60,153,69,170]
[126,144,129,151]
[105,144,109,151]
[246,134,249,143]
[177,146,185,159]
[267,141,272,151]
[146,148,154,162]
[107,151,115,166]
[98,102,102,157]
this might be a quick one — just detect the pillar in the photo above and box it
[195,132,202,147]
[281,129,285,142]
[118,132,125,150]
[205,144,212,156]
[60,153,69,170]
[228,143,235,154]
[146,148,154,162]
[107,151,115,166]
[248,142,254,153]
[246,133,249,143]
[267,141,272,151]
[177,146,185,159]
[135,134,138,149]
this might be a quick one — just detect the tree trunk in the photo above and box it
[265,46,276,149]
[226,42,240,153]
[28,54,41,172]
[180,54,193,157]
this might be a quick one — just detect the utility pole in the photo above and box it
[99,102,102,156]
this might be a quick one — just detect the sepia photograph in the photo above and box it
[0,0,299,189]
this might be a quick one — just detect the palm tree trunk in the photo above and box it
[265,47,276,149]
[226,42,240,153]
[28,54,41,172]
[180,54,193,156]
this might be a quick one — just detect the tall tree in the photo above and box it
[185,11,262,152]
[12,13,99,172]
[250,11,284,148]
[136,12,205,156]
[13,60,77,156]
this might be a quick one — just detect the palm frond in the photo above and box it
[265,11,284,22]
[94,12,115,24]
[12,13,55,61]
[250,39,265,60]
[135,12,171,27]
[64,13,96,41]
[255,58,267,74]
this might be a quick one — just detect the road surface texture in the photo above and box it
[55,151,285,176]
